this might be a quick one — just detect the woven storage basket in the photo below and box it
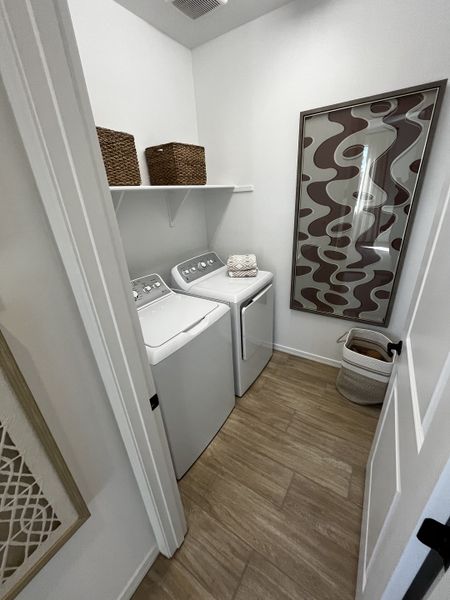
[96,127,141,186]
[145,142,207,185]
[336,328,396,405]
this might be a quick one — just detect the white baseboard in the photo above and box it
[273,343,341,368]
[118,544,159,600]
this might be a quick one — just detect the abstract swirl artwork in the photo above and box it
[0,331,89,600]
[290,80,446,325]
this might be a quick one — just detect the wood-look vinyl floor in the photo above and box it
[132,351,381,600]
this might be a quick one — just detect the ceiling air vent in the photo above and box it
[167,0,228,20]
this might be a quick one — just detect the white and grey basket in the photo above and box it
[336,328,398,405]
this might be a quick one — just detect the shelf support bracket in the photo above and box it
[166,188,192,227]
[113,190,125,214]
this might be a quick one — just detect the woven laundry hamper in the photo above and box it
[336,328,397,405]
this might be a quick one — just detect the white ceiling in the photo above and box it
[114,0,295,48]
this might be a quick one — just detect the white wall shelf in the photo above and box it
[110,184,254,226]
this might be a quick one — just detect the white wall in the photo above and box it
[71,0,450,361]
[0,79,156,600]
[114,192,208,280]
[193,0,450,362]
[68,0,198,185]
[69,0,207,280]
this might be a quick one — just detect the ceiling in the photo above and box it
[114,0,295,48]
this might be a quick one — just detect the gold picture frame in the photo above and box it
[0,329,90,600]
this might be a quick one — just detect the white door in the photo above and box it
[356,184,450,600]
[426,566,450,600]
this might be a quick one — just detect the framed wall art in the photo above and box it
[0,330,90,600]
[290,80,447,325]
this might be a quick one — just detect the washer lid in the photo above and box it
[138,293,219,348]
[189,269,273,304]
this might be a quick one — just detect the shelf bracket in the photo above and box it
[113,190,125,214]
[166,188,193,227]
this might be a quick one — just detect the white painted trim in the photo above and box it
[273,343,341,367]
[422,352,450,439]
[117,545,159,600]
[405,186,450,342]
[405,186,450,452]
[406,337,424,452]
[362,380,401,589]
[0,0,185,557]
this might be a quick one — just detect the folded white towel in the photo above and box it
[227,254,258,272]
[228,269,258,278]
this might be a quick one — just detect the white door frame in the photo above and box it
[0,0,186,557]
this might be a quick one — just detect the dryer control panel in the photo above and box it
[131,274,171,309]
[173,252,225,287]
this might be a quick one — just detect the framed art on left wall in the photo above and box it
[0,330,90,600]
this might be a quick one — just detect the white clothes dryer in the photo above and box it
[171,252,274,396]
[132,272,235,479]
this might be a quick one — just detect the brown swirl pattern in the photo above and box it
[293,87,439,324]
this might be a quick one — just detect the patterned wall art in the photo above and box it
[0,330,89,600]
[290,80,447,325]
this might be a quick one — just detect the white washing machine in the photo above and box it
[132,272,235,479]
[171,252,274,396]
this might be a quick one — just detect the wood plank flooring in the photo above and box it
[132,351,380,600]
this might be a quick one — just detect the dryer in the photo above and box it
[132,272,235,479]
[171,252,274,396]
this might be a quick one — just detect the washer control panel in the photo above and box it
[131,274,171,308]
[175,252,224,285]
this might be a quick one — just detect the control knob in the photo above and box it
[198,261,207,269]
[143,285,152,292]
[154,282,161,288]
[133,290,139,300]
[190,267,196,272]
[207,259,214,265]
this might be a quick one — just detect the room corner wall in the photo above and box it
[193,0,450,362]
[68,0,199,185]
[68,0,207,281]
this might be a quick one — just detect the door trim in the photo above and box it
[404,186,450,454]
[0,0,185,556]
[361,378,401,590]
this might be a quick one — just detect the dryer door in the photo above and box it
[241,284,274,361]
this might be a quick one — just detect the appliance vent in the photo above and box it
[170,0,228,20]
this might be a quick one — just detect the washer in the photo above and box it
[132,272,235,479]
[171,252,274,396]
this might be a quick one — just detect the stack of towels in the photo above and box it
[227,254,258,278]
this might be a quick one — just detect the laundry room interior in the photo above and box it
[68,0,450,362]
[1,1,450,600]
